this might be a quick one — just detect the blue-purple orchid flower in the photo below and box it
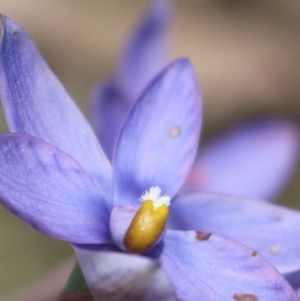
[91,0,300,295]
[1,11,300,301]
[92,0,300,204]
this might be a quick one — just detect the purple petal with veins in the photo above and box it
[149,230,299,301]
[185,120,300,201]
[75,246,177,301]
[0,133,110,244]
[0,15,112,200]
[169,191,300,276]
[113,59,202,207]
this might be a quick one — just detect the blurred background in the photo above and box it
[0,0,300,299]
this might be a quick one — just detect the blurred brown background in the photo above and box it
[0,0,300,299]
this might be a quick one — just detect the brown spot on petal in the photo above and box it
[196,232,211,241]
[251,250,258,257]
[233,293,259,301]
[269,245,280,255]
[13,31,18,36]
[169,126,181,138]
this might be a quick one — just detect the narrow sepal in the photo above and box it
[185,120,300,200]
[0,15,112,200]
[113,59,202,207]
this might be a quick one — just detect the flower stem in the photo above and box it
[57,261,93,301]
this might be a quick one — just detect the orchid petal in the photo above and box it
[0,15,112,199]
[90,82,132,160]
[0,133,110,244]
[116,0,171,100]
[169,192,300,276]
[91,0,171,160]
[75,246,177,301]
[184,120,300,200]
[150,230,298,301]
[113,59,202,206]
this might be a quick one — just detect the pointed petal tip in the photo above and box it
[169,58,198,82]
[0,14,29,48]
[171,57,192,68]
[165,57,201,104]
[162,58,197,84]
[0,14,19,34]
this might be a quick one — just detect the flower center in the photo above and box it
[124,186,170,254]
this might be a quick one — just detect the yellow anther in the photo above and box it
[124,186,170,254]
